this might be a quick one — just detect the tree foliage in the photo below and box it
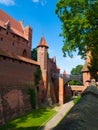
[31,48,37,61]
[55,0,98,58]
[69,65,83,85]
[34,67,42,86]
[88,49,98,81]
[71,65,83,75]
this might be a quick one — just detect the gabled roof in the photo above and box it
[37,36,48,48]
[0,9,27,40]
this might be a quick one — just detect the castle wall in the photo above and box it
[37,47,48,91]
[0,27,31,58]
[47,59,59,104]
[0,55,44,125]
[82,71,91,88]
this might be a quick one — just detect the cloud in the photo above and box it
[32,0,47,6]
[0,0,15,6]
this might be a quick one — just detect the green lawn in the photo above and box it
[0,108,56,130]
[73,95,81,104]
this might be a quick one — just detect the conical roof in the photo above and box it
[37,36,48,48]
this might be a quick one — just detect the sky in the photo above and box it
[0,0,85,74]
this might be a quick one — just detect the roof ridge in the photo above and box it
[0,9,27,39]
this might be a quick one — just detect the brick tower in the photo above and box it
[82,51,91,88]
[37,36,48,91]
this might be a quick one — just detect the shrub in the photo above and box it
[73,95,81,104]
[28,88,36,109]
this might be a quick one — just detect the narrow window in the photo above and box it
[22,49,27,57]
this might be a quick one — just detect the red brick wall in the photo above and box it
[0,56,44,125]
[47,59,59,104]
[0,27,31,58]
[82,71,91,88]
[0,56,38,85]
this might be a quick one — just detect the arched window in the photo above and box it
[22,49,27,57]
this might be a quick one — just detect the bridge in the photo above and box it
[52,73,84,104]
[52,73,83,84]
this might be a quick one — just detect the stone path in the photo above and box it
[40,101,74,130]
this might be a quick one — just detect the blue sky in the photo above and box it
[0,0,85,74]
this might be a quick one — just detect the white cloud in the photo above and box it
[0,0,15,6]
[32,0,47,6]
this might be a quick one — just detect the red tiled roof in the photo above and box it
[37,36,48,48]
[0,49,39,66]
[0,9,27,40]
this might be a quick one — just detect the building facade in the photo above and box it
[0,9,59,125]
[0,9,91,126]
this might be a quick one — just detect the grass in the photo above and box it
[0,108,56,130]
[73,95,81,104]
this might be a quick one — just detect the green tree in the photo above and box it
[55,0,98,79]
[88,51,98,81]
[31,48,37,61]
[71,65,83,75]
[69,65,83,85]
[55,0,98,57]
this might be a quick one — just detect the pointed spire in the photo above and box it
[37,36,48,48]
[63,70,67,77]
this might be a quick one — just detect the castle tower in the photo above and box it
[82,51,91,88]
[37,36,48,90]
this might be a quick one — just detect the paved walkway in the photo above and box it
[40,101,74,130]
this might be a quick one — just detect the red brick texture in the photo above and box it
[0,56,45,125]
[0,56,38,85]
[0,25,31,58]
[59,77,65,104]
